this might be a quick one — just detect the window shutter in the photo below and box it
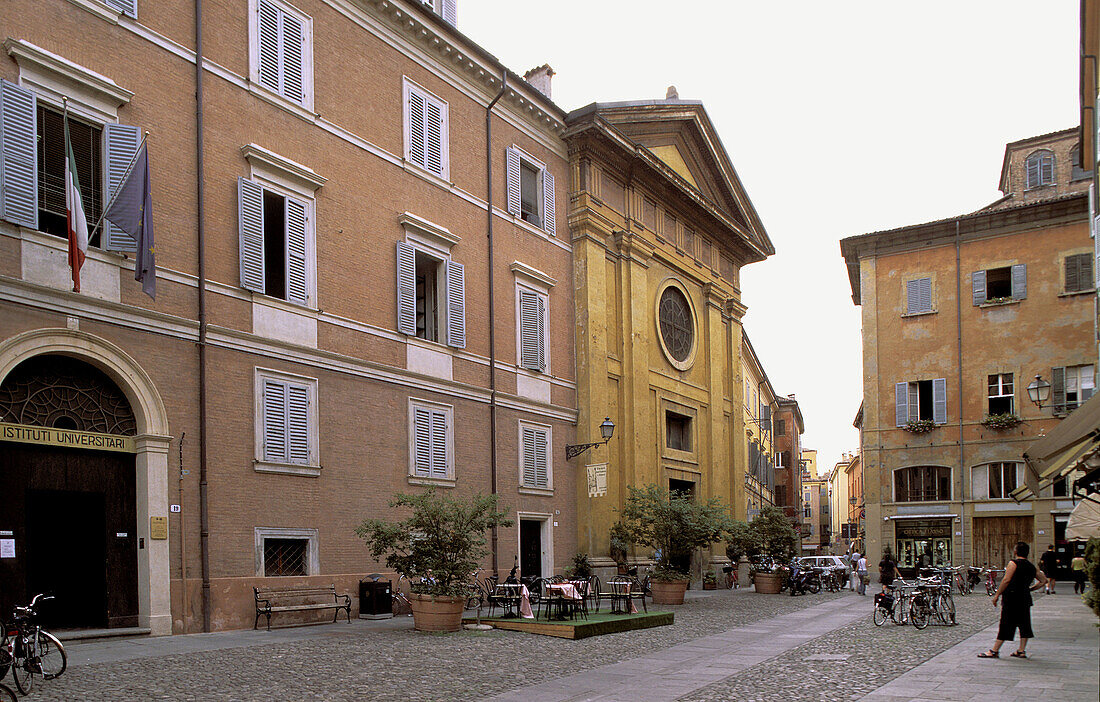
[971,271,986,305]
[285,197,308,305]
[286,384,309,464]
[906,279,920,314]
[396,242,416,335]
[1066,255,1080,292]
[104,0,137,18]
[257,0,281,94]
[1011,264,1027,300]
[442,0,457,26]
[536,295,546,371]
[104,123,141,251]
[1082,366,1096,402]
[263,379,288,462]
[445,259,465,348]
[1052,366,1066,414]
[505,148,521,216]
[971,464,988,500]
[541,169,555,234]
[522,426,538,486]
[408,90,426,169]
[519,290,541,371]
[280,9,305,104]
[238,178,266,293]
[1085,255,1095,290]
[413,407,431,476]
[0,80,38,229]
[918,278,931,312]
[424,99,443,177]
[430,409,447,477]
[534,429,548,487]
[932,378,947,424]
[895,382,908,427]
[1041,155,1054,184]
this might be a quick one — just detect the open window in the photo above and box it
[972,264,1026,304]
[506,146,555,235]
[238,178,311,306]
[895,379,947,425]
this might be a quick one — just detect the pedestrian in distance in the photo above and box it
[879,548,902,594]
[848,550,861,591]
[1039,544,1058,594]
[978,541,1047,660]
[1071,553,1087,595]
[856,554,869,596]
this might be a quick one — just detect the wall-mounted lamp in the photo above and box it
[1026,375,1051,409]
[565,417,615,460]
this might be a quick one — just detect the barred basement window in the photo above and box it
[264,538,307,576]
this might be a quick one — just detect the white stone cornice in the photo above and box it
[510,261,557,289]
[5,38,133,122]
[240,144,327,192]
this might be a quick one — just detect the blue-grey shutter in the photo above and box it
[505,147,521,216]
[257,0,281,95]
[971,271,986,306]
[413,406,431,476]
[895,382,908,427]
[533,428,548,487]
[0,80,38,229]
[522,426,538,486]
[445,259,465,348]
[396,242,416,335]
[536,295,546,371]
[104,0,137,18]
[519,289,541,371]
[932,378,947,424]
[280,8,305,104]
[287,383,309,464]
[104,123,141,252]
[906,279,920,314]
[262,379,287,462]
[238,178,265,293]
[442,0,457,26]
[1052,366,1066,414]
[285,197,308,305]
[541,169,555,234]
[1011,264,1027,300]
[430,409,448,478]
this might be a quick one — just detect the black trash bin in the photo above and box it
[359,579,393,620]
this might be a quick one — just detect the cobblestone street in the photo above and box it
[19,588,1099,701]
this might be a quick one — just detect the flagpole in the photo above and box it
[89,130,150,241]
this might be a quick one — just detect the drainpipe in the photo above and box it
[485,73,507,577]
[955,220,966,567]
[194,0,212,633]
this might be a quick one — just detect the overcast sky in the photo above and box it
[460,1,1082,475]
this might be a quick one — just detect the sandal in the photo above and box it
[1010,651,1027,659]
[977,650,999,658]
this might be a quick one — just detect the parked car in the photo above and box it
[798,556,850,578]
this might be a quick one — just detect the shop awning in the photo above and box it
[1014,392,1100,501]
[1066,497,1100,541]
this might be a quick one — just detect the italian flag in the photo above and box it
[65,116,88,292]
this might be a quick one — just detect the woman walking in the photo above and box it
[978,541,1047,659]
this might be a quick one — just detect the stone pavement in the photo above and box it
[860,592,1099,702]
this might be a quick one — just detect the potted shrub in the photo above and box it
[702,570,717,590]
[613,483,735,605]
[609,528,630,574]
[356,489,512,632]
[746,506,798,594]
[571,552,592,580]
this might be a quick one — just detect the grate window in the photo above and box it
[264,538,308,576]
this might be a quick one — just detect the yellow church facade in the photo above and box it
[563,95,773,574]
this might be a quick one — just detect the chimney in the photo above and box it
[523,64,554,99]
[665,85,679,100]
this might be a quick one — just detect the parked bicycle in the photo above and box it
[722,564,739,589]
[984,568,1004,596]
[2,593,67,694]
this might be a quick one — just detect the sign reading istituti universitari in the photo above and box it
[0,422,135,453]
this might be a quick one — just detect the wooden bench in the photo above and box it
[254,584,351,631]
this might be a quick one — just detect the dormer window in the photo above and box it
[1025,150,1054,189]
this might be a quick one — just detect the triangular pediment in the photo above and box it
[648,145,700,189]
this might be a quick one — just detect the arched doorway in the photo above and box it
[0,329,172,635]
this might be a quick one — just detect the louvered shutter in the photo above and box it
[445,260,465,348]
[522,426,538,486]
[1052,366,1066,414]
[971,270,986,306]
[396,242,416,335]
[971,464,988,500]
[541,169,555,234]
[1065,255,1080,292]
[1010,264,1027,300]
[413,407,431,476]
[932,378,947,424]
[104,0,137,18]
[895,382,908,427]
[104,123,141,251]
[257,0,281,94]
[919,278,931,311]
[442,0,457,26]
[285,197,308,305]
[533,428,548,487]
[0,80,37,229]
[1040,156,1053,184]
[287,384,310,464]
[505,148,521,216]
[280,9,305,104]
[1085,255,1095,290]
[263,379,288,462]
[1027,157,1040,188]
[519,290,542,371]
[238,178,266,293]
[430,409,448,477]
[408,91,426,169]
[424,99,443,177]
[906,279,920,314]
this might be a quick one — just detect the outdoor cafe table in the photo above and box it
[608,580,639,615]
[493,583,534,619]
[542,581,584,620]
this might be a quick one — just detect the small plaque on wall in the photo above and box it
[150,516,168,540]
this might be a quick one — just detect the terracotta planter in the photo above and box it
[753,572,784,594]
[703,582,717,590]
[650,579,689,605]
[409,593,465,632]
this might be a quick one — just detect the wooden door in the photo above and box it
[972,516,1033,570]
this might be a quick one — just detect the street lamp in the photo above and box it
[1026,375,1051,409]
[565,417,615,459]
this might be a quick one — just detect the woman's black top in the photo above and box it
[1004,558,1036,603]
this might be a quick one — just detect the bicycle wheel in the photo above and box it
[10,647,32,695]
[910,600,930,630]
[940,593,956,625]
[35,631,65,680]
[808,580,821,594]
[0,682,17,702]
[873,605,888,626]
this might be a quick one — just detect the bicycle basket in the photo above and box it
[873,593,894,610]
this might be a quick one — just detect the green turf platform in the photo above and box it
[464,611,673,639]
